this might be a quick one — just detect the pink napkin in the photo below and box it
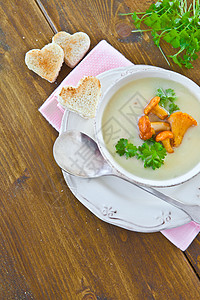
[39,40,200,251]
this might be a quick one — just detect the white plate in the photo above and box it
[60,66,200,232]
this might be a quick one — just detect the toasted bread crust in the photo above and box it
[58,76,101,118]
[25,43,64,82]
[52,31,90,68]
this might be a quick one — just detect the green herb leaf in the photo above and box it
[151,30,161,47]
[170,54,183,67]
[137,139,167,170]
[156,87,180,113]
[163,29,180,48]
[156,87,166,99]
[165,88,176,99]
[180,31,190,48]
[144,13,162,30]
[122,0,200,68]
[169,102,180,114]
[115,138,167,170]
[115,138,128,156]
[125,143,138,158]
[131,12,141,29]
[115,139,137,158]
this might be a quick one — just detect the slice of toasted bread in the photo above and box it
[52,31,90,68]
[58,76,101,119]
[25,43,64,83]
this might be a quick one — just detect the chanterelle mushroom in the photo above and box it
[151,121,170,132]
[144,96,168,120]
[138,115,155,140]
[168,112,197,147]
[156,131,174,153]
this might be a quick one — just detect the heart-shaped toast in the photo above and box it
[25,43,64,83]
[58,76,101,119]
[52,32,90,68]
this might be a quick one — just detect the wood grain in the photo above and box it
[0,0,200,299]
[38,0,200,82]
[185,234,200,277]
[39,0,200,275]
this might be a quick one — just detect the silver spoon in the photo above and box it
[53,131,200,224]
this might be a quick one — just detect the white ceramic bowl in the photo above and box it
[95,65,200,187]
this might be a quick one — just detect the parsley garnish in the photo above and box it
[115,138,138,158]
[115,138,167,170]
[156,88,180,114]
[120,0,200,68]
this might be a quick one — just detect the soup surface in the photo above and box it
[102,77,200,180]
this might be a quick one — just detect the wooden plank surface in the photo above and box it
[185,234,200,277]
[39,0,200,276]
[37,0,200,82]
[0,0,200,299]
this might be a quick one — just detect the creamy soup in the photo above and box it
[102,77,200,181]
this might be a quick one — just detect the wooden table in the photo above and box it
[1,0,200,299]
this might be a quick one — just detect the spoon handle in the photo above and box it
[114,173,200,224]
[141,185,200,224]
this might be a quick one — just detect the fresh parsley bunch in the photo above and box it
[122,0,200,68]
[115,138,167,170]
[156,88,180,114]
